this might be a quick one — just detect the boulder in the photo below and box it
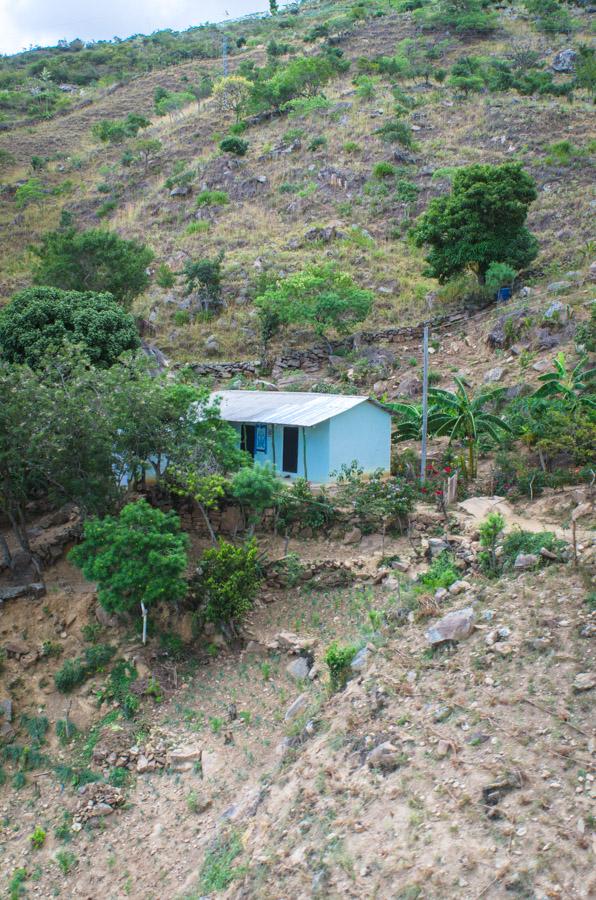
[286,657,310,681]
[513,553,538,570]
[426,606,475,645]
[170,185,191,197]
[588,261,596,283]
[350,647,371,673]
[284,693,309,723]
[552,49,577,73]
[573,672,595,693]
[428,538,450,558]
[449,579,471,595]
[168,746,202,772]
[396,374,422,398]
[484,367,504,384]
[543,300,569,325]
[343,526,362,545]
[546,280,572,294]
[367,741,401,770]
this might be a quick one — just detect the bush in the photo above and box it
[230,464,278,532]
[372,161,396,179]
[308,135,327,151]
[501,529,566,570]
[485,262,516,293]
[193,540,262,637]
[374,118,414,148]
[220,137,249,156]
[156,263,176,289]
[54,644,116,693]
[30,826,46,849]
[335,464,415,533]
[196,189,229,207]
[478,511,505,575]
[416,552,459,593]
[276,478,336,533]
[324,640,358,692]
[395,179,419,202]
[575,305,596,353]
[98,660,139,719]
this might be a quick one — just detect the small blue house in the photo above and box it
[212,390,392,482]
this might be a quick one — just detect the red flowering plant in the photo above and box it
[418,451,459,513]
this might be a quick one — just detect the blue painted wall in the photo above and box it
[231,401,391,482]
[329,402,391,476]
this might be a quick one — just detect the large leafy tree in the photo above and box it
[0,286,139,369]
[32,223,154,307]
[212,75,252,121]
[427,377,512,478]
[411,163,538,284]
[255,265,373,346]
[70,500,189,644]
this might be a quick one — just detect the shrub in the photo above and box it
[478,511,505,575]
[308,135,327,151]
[186,221,210,235]
[335,464,415,533]
[156,263,176,289]
[193,540,262,637]
[343,141,361,153]
[372,161,396,179]
[418,0,497,35]
[55,850,77,875]
[575,305,596,353]
[182,253,224,312]
[395,179,419,202]
[98,660,139,719]
[15,177,44,208]
[324,640,358,692]
[374,118,414,148]
[30,826,46,849]
[501,529,566,570]
[485,262,516,293]
[195,189,229,207]
[524,0,574,34]
[416,552,459,593]
[54,644,116,693]
[230,464,278,533]
[220,137,249,156]
[276,478,336,533]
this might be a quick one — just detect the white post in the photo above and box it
[141,601,148,645]
[420,323,429,485]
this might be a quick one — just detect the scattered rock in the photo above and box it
[543,300,569,325]
[449,579,471,595]
[350,647,371,673]
[270,631,317,654]
[514,553,538,570]
[426,607,475,645]
[428,538,450,558]
[170,184,191,197]
[434,587,449,602]
[573,672,595,693]
[303,223,345,243]
[343,526,362,545]
[484,366,504,384]
[286,657,310,681]
[552,48,577,73]
[433,705,452,723]
[204,335,219,355]
[396,374,422,398]
[546,280,572,294]
[436,739,451,758]
[0,582,45,603]
[168,746,202,772]
[284,693,310,723]
[367,741,401,771]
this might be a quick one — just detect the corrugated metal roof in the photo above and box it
[211,390,388,427]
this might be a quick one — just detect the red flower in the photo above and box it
[443,466,451,474]
[421,487,427,493]
[435,489,443,496]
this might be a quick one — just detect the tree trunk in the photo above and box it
[141,601,148,645]
[0,532,12,570]
[197,502,217,545]
[468,440,476,479]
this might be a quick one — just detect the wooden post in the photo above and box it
[302,426,308,481]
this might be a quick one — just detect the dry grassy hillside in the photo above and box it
[0,1,594,365]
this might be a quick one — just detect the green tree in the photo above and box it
[193,540,261,638]
[133,138,162,173]
[70,500,189,644]
[213,75,252,121]
[0,286,139,369]
[427,377,512,478]
[182,253,224,312]
[411,163,538,285]
[419,0,497,35]
[524,0,573,34]
[574,46,596,102]
[255,265,373,346]
[230,464,278,534]
[32,224,154,307]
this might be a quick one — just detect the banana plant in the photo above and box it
[533,352,596,411]
[427,377,512,478]
[387,402,424,442]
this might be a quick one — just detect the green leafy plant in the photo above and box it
[324,640,358,692]
[533,353,595,412]
[501,529,566,570]
[478,511,505,575]
[199,831,244,892]
[427,377,512,478]
[193,540,262,638]
[230,464,278,534]
[220,136,249,156]
[416,552,459,593]
[30,826,46,849]
[372,161,396,179]
[195,189,229,207]
[55,850,77,875]
[70,500,189,644]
